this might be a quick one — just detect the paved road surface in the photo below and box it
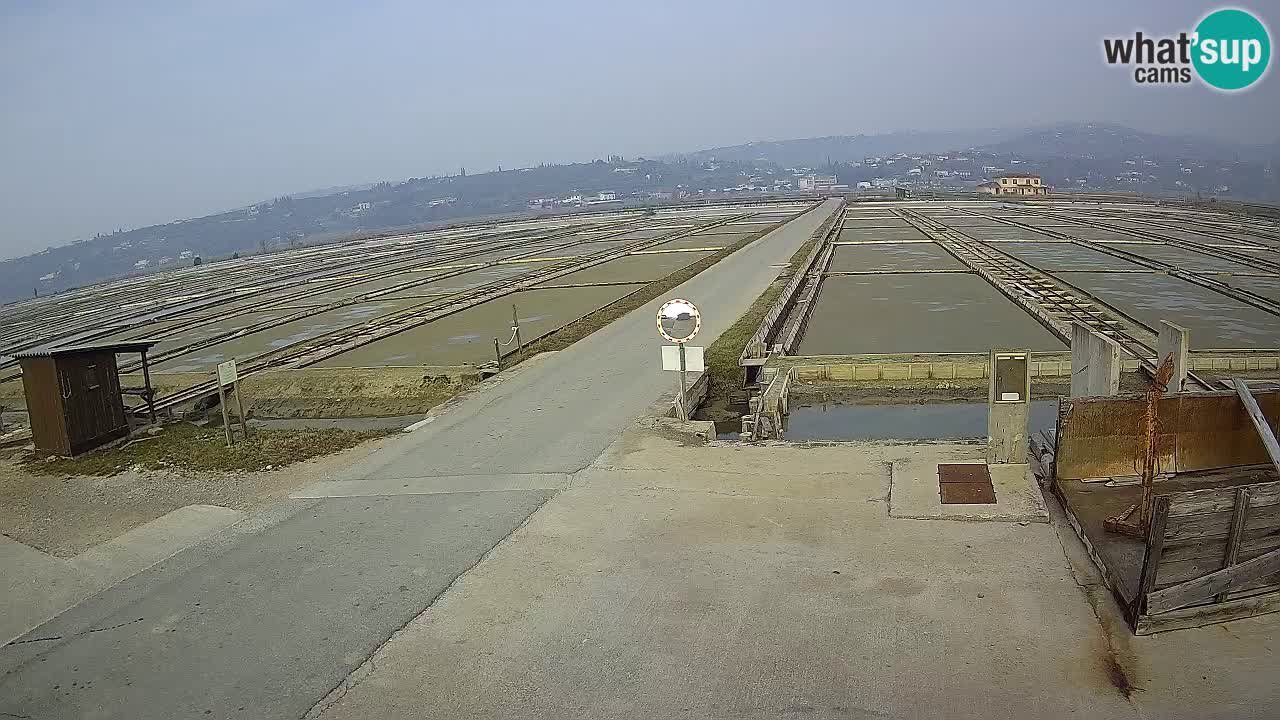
[0,199,839,719]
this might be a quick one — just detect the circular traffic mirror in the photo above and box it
[657,298,700,343]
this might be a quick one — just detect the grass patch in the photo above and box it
[23,423,394,476]
[518,217,795,357]
[699,208,840,414]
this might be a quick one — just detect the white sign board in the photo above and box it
[661,345,704,372]
[216,359,238,387]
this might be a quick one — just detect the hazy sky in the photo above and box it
[2,0,1277,259]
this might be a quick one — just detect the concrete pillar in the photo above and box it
[1087,333,1121,396]
[1157,320,1190,392]
[988,349,1032,465]
[1072,323,1121,397]
[1070,323,1092,398]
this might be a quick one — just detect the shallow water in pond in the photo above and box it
[777,399,1059,442]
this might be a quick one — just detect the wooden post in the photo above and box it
[140,348,157,424]
[234,379,249,441]
[1134,495,1170,618]
[1216,488,1251,603]
[218,378,232,447]
[493,338,502,369]
[1233,378,1280,476]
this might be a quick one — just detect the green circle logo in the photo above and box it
[1193,8,1271,90]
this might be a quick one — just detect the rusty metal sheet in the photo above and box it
[1174,393,1279,472]
[1056,395,1169,479]
[1056,391,1280,481]
[940,482,997,504]
[938,463,992,484]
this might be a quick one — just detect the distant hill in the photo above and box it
[4,122,1277,306]
[670,129,1020,168]
[977,122,1260,161]
[0,158,752,304]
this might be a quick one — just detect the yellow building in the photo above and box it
[978,174,1049,197]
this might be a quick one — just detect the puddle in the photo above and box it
[781,399,1059,442]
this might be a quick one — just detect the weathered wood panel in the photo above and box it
[1138,477,1280,626]
[19,356,69,455]
[1146,547,1280,613]
[1163,503,1280,544]
[1136,591,1280,634]
[1163,476,1280,517]
[59,351,129,455]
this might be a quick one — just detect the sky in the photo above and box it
[2,0,1278,259]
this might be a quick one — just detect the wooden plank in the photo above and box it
[1216,488,1252,602]
[1136,496,1171,616]
[1162,529,1280,564]
[1146,546,1280,614]
[1137,588,1280,635]
[1164,477,1280,517]
[1155,540,1280,587]
[1163,503,1280,544]
[1233,378,1280,476]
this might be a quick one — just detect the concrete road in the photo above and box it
[0,199,841,719]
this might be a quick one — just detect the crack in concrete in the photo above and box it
[4,617,145,647]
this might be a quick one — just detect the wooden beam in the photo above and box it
[1146,546,1280,614]
[1233,378,1280,476]
[1216,488,1252,603]
[1136,590,1280,634]
[1136,496,1171,615]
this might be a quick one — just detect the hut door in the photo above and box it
[58,359,113,446]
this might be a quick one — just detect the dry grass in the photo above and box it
[22,423,394,476]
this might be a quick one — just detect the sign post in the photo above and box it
[657,298,703,420]
[216,358,248,446]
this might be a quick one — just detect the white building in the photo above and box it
[797,174,838,193]
[977,174,1050,197]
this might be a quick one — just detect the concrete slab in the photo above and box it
[0,537,97,648]
[69,504,244,582]
[307,435,1134,720]
[0,492,552,720]
[1,504,244,647]
[889,453,1049,522]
